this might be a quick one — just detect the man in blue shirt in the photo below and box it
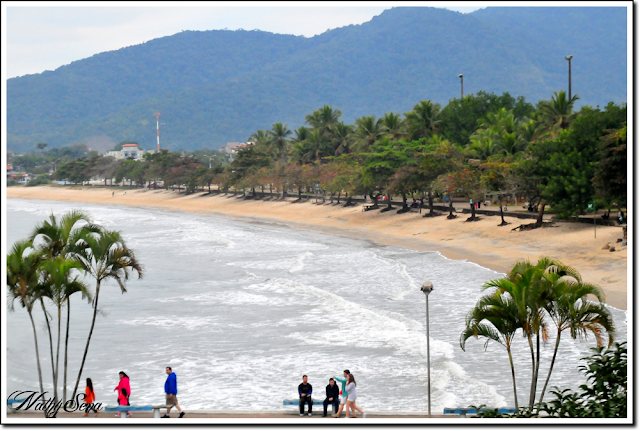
[162,367,185,418]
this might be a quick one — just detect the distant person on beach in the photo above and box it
[163,367,185,418]
[114,371,131,417]
[345,374,366,418]
[323,378,340,417]
[298,375,313,416]
[83,378,98,416]
[112,191,114,197]
[332,369,350,418]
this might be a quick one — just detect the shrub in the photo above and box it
[26,175,50,187]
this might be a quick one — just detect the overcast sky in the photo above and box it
[5,3,482,79]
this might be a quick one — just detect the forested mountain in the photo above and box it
[7,7,627,152]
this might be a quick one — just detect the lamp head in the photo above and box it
[421,282,434,296]
[458,74,463,78]
[565,55,573,60]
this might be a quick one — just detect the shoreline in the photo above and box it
[6,186,628,309]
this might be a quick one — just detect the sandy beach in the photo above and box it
[7,186,628,309]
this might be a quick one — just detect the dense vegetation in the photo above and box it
[45,89,627,220]
[7,7,626,152]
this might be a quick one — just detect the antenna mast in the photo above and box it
[154,112,161,152]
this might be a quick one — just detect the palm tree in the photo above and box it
[7,240,45,394]
[301,129,328,163]
[30,209,100,401]
[267,122,292,165]
[381,112,408,141]
[405,100,441,140]
[483,260,554,408]
[329,122,354,156]
[353,116,384,153]
[537,90,580,138]
[537,271,614,404]
[461,290,523,409]
[305,105,342,137]
[70,230,143,399]
[40,257,90,404]
[248,130,271,150]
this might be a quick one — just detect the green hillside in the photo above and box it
[7,7,627,152]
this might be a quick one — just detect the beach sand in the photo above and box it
[7,186,628,309]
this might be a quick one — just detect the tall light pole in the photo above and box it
[458,74,463,99]
[203,155,215,169]
[421,281,434,417]
[565,55,573,99]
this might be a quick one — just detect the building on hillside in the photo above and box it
[106,143,154,161]
[220,141,254,161]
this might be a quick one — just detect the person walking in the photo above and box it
[323,378,340,417]
[298,375,313,416]
[83,378,98,416]
[114,371,131,417]
[345,374,366,418]
[332,369,350,418]
[163,367,185,418]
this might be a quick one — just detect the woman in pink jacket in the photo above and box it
[114,371,131,417]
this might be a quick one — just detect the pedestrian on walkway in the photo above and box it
[332,369,350,418]
[345,374,366,418]
[114,371,131,417]
[83,378,99,416]
[163,367,185,418]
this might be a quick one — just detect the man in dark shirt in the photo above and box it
[298,375,313,416]
[323,378,340,417]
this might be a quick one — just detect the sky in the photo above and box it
[4,3,482,79]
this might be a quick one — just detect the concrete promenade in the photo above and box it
[7,410,454,419]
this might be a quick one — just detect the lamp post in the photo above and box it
[458,74,463,99]
[421,281,434,417]
[203,155,215,169]
[565,55,573,99]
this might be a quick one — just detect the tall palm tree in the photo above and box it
[70,230,143,399]
[7,240,45,394]
[267,122,292,165]
[381,112,408,141]
[484,260,553,408]
[537,90,580,138]
[248,129,271,150]
[329,122,354,156]
[405,100,442,140]
[40,257,90,404]
[461,290,523,409]
[30,209,100,401]
[353,116,384,153]
[537,271,614,404]
[305,105,342,137]
[301,129,328,163]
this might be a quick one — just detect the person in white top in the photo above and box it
[345,374,366,418]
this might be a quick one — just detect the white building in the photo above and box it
[106,143,154,160]
[220,141,254,161]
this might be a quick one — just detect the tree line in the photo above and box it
[48,90,627,222]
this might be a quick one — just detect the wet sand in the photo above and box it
[7,186,628,309]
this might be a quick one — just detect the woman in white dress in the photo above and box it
[345,374,366,418]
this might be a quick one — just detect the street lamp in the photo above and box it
[457,74,463,99]
[565,55,573,99]
[203,155,215,169]
[421,281,434,417]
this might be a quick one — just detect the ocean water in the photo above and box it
[6,198,627,412]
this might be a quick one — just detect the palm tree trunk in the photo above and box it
[533,332,541,405]
[499,195,506,225]
[387,194,392,209]
[527,333,536,408]
[55,305,62,403]
[63,298,71,402]
[337,191,341,204]
[27,308,45,394]
[71,281,100,400]
[507,347,518,410]
[428,190,434,215]
[40,298,56,401]
[539,329,562,405]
